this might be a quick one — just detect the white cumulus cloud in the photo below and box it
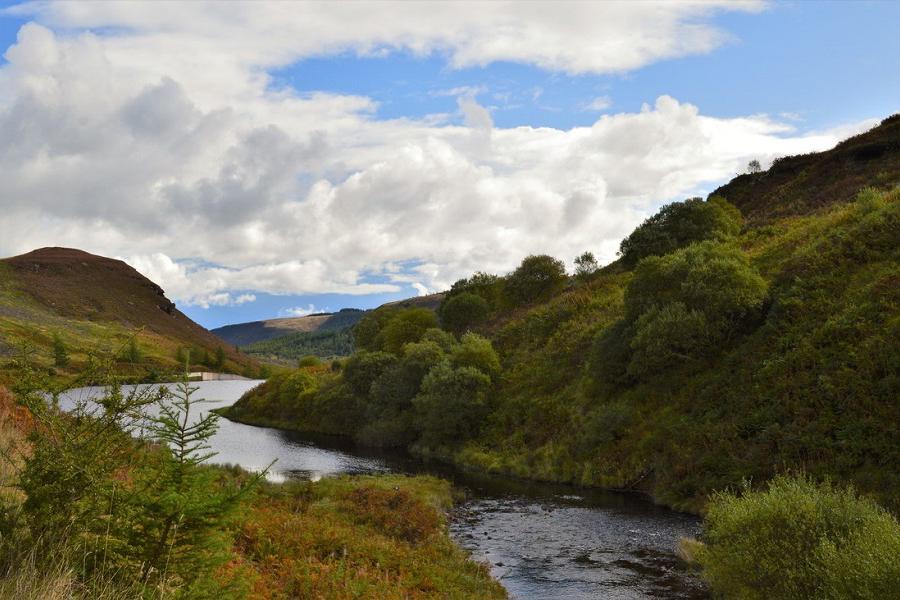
[0,1,875,308]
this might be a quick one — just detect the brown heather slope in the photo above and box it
[711,113,900,222]
[0,247,258,378]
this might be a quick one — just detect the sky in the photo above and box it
[0,1,897,329]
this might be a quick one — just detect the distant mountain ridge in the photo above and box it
[212,292,445,347]
[212,310,367,347]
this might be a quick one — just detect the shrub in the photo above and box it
[413,363,493,445]
[625,241,767,331]
[628,302,711,377]
[343,485,441,544]
[505,254,567,305]
[440,292,489,335]
[574,251,599,280]
[342,351,398,396]
[298,354,321,368]
[450,333,500,379]
[619,196,742,266]
[445,271,504,308]
[699,475,900,599]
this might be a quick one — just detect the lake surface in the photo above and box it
[60,380,707,600]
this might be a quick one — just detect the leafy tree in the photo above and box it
[377,308,439,355]
[574,251,599,280]
[624,240,767,330]
[413,362,493,445]
[214,345,226,369]
[298,354,321,368]
[450,333,500,379]
[343,351,399,396]
[445,271,503,307]
[419,327,456,352]
[618,196,742,266]
[440,292,489,335]
[747,159,762,174]
[175,346,188,365]
[52,331,69,367]
[353,307,399,351]
[504,254,567,305]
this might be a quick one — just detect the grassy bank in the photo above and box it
[0,379,504,600]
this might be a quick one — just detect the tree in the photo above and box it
[52,331,69,367]
[574,251,599,280]
[624,240,768,329]
[377,308,439,355]
[450,333,500,379]
[618,196,742,267]
[132,375,266,590]
[124,335,142,363]
[343,351,399,396]
[214,346,225,369]
[627,303,711,377]
[505,254,567,305]
[445,271,503,308]
[298,354,321,368]
[440,292,489,335]
[412,362,493,445]
[747,159,762,174]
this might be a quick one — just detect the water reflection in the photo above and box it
[59,380,707,599]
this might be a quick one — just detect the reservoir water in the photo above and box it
[60,380,707,599]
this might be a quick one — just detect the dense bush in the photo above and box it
[343,351,398,396]
[444,271,504,308]
[440,292,490,335]
[504,254,567,305]
[413,363,493,445]
[699,475,900,599]
[618,196,742,266]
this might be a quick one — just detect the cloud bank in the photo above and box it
[0,1,871,307]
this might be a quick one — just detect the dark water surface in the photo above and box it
[60,380,707,600]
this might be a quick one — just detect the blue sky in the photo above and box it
[0,1,897,329]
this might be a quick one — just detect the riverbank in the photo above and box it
[217,407,694,515]
[233,473,507,599]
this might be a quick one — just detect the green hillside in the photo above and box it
[223,115,900,513]
[0,247,260,382]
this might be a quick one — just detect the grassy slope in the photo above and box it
[223,115,900,514]
[453,192,898,512]
[0,248,259,382]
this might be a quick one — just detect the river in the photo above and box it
[59,379,708,600]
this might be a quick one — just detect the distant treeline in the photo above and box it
[242,328,354,361]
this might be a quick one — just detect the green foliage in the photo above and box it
[343,351,398,396]
[450,333,501,379]
[445,271,504,309]
[3,362,264,596]
[243,327,354,363]
[440,292,489,335]
[413,362,493,446]
[504,254,567,305]
[627,302,711,377]
[353,307,400,351]
[699,475,900,599]
[123,335,142,364]
[51,331,69,367]
[574,251,599,280]
[214,345,226,369]
[297,354,321,368]
[132,377,264,589]
[353,307,439,355]
[378,308,440,355]
[618,196,742,267]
